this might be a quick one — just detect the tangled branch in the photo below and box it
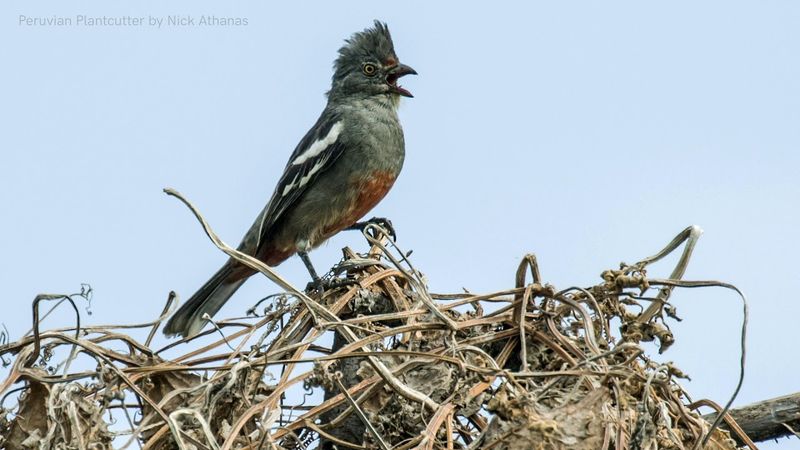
[0,192,754,450]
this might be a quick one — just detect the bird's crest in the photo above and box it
[333,20,398,78]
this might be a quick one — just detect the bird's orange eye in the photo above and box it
[362,63,377,76]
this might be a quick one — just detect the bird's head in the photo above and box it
[329,21,417,102]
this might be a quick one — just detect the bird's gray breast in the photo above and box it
[337,99,406,175]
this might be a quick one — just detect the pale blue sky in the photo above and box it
[1,1,799,447]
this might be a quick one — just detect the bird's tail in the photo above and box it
[163,262,247,338]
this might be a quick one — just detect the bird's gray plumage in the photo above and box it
[164,21,415,338]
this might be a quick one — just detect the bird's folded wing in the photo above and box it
[252,113,347,249]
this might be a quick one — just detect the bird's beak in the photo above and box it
[387,63,417,98]
[392,63,418,77]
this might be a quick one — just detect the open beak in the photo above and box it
[386,63,418,98]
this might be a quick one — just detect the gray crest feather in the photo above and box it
[333,20,397,81]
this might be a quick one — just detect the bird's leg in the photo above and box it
[298,244,360,292]
[298,250,324,293]
[346,216,397,241]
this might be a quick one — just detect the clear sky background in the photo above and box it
[1,1,798,448]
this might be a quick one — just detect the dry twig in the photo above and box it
[0,195,761,450]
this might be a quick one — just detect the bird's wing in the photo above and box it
[252,112,347,250]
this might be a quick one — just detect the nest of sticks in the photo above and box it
[0,191,752,450]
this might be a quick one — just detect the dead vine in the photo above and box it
[0,192,750,450]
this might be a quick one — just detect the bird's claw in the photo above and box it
[348,217,397,241]
[305,278,325,295]
[327,278,359,289]
[305,277,358,294]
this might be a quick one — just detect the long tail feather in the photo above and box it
[163,263,246,338]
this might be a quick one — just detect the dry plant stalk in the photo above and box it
[0,192,751,450]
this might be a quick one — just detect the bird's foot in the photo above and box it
[327,277,359,290]
[347,216,397,241]
[305,276,325,295]
[304,277,358,294]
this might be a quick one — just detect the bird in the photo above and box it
[164,21,416,338]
